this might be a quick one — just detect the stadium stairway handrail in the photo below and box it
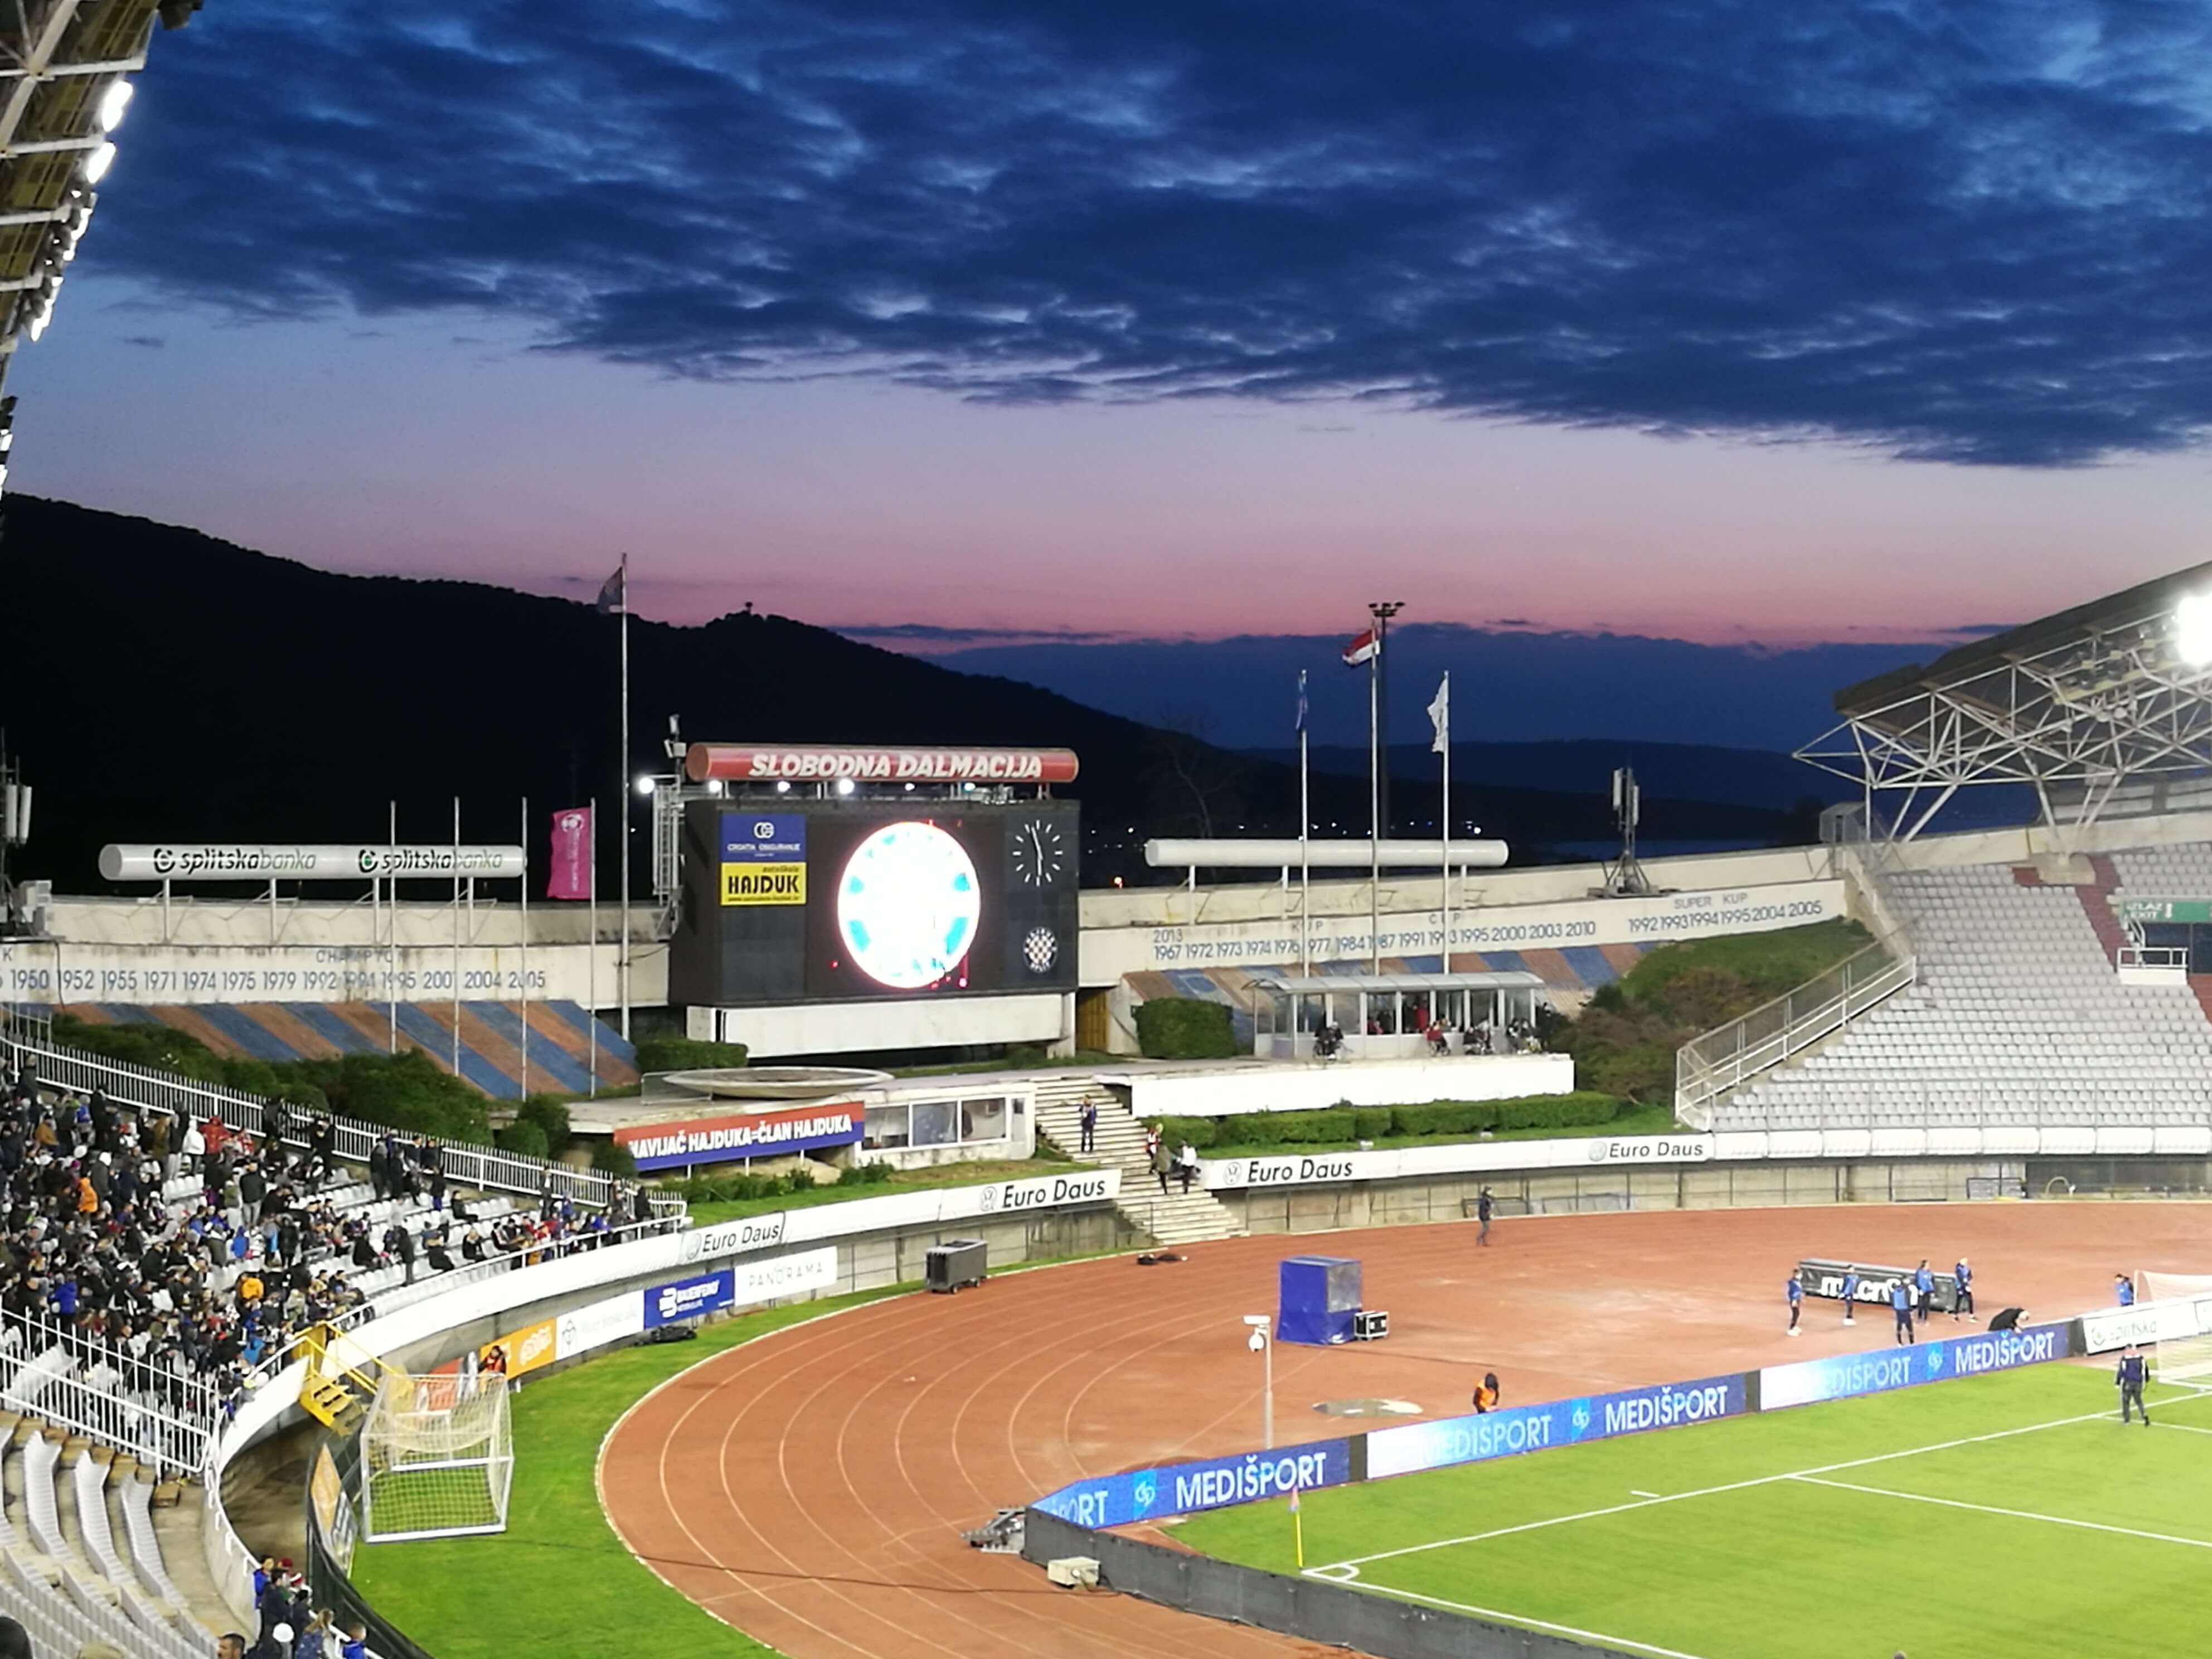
[1673,925,1917,1129]
[0,1026,685,1219]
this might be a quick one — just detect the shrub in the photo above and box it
[1132,999,1238,1060]
[496,1121,550,1159]
[588,1139,635,1177]
[634,1037,750,1074]
[1351,1108,1393,1141]
[517,1096,573,1156]
[1152,1116,1219,1151]
[837,1160,895,1186]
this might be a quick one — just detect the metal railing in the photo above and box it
[0,1306,221,1480]
[1706,1090,2212,1133]
[2118,945,2191,971]
[0,1029,684,1218]
[1674,930,1917,1129]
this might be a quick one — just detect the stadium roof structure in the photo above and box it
[0,0,203,491]
[1797,560,2212,840]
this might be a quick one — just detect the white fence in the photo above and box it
[1673,930,1917,1129]
[0,1306,220,1481]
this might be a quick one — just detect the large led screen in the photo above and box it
[668,799,1079,1007]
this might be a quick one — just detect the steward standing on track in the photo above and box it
[1890,1277,1915,1345]
[1914,1259,1934,1324]
[2117,1345,2151,1425]
[1786,1268,1803,1336]
[2116,1272,2136,1308]
[1476,1187,1494,1246]
[1952,1257,1972,1320]
[1840,1265,1860,1326]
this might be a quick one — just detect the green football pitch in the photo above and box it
[1175,1365,2212,1658]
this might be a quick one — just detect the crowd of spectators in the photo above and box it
[0,1058,654,1427]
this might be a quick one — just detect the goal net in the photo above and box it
[2135,1273,2212,1385]
[359,1371,513,1541]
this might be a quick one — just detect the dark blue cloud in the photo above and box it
[97,1,2212,462]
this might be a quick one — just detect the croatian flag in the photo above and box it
[1342,628,1379,666]
[547,806,592,900]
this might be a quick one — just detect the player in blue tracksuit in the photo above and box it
[2116,1273,2136,1308]
[2117,1345,2150,1425]
[1786,1269,1803,1336]
[1952,1257,1973,1321]
[1914,1260,1935,1324]
[1840,1267,1860,1325]
[1890,1277,1915,1345]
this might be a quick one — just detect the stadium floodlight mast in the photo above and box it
[1243,1314,1273,1450]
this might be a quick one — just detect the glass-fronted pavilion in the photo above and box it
[1251,971,1548,1060]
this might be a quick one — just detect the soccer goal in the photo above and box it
[2135,1272,2212,1386]
[358,1371,514,1541]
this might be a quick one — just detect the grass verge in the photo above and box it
[680,1154,1078,1226]
[348,1285,911,1659]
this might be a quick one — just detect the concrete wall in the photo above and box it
[1217,1158,2043,1234]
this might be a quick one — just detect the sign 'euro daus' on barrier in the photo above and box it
[1032,1437,1356,1531]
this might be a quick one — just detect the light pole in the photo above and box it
[1243,1314,1273,1449]
[1365,601,1403,972]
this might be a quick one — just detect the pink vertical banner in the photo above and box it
[547,806,593,901]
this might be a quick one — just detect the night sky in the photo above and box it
[21,1,2212,652]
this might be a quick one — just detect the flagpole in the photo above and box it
[451,794,462,1078]
[618,550,632,1044]
[520,794,530,1101]
[1297,670,1311,982]
[588,795,599,1099]
[1440,673,1451,975]
[387,800,397,1055]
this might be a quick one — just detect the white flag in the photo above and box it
[1427,673,1450,754]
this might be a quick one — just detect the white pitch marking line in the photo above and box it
[1790,1475,2212,1550]
[1314,1410,2107,1573]
[1629,1490,1662,1498]
[1337,1580,1714,1659]
[2150,1420,2212,1437]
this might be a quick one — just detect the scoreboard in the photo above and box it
[667,798,1080,1007]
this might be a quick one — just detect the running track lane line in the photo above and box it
[1314,1409,2109,1571]
[1790,1474,2212,1549]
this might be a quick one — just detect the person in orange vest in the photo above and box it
[1472,1372,1501,1413]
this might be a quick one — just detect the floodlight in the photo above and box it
[82,142,117,185]
[94,80,134,133]
[774,780,790,794]
[633,774,655,797]
[834,777,856,797]
[2177,593,2212,667]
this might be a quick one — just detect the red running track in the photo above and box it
[599,1202,2212,1659]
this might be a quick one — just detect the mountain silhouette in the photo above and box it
[2,496,1795,895]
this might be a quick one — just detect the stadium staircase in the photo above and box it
[1713,856,2212,1128]
[1031,1078,1243,1246]
[0,1413,221,1656]
[293,1323,406,1432]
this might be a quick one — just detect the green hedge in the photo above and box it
[496,1121,550,1159]
[589,1140,637,1177]
[664,1160,891,1205]
[1132,999,1238,1060]
[515,1096,573,1156]
[634,1037,751,1074]
[1152,1092,1622,1149]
